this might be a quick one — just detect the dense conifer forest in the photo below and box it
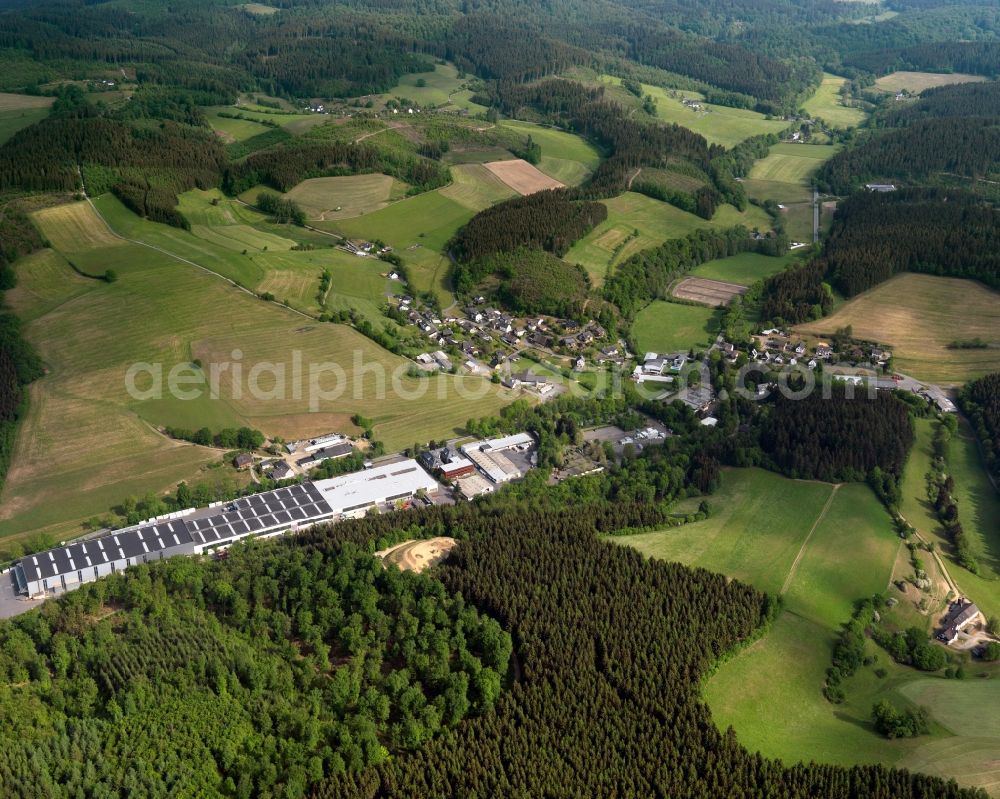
[819,82,1000,193]
[820,190,1000,295]
[960,373,1000,482]
[0,544,510,797]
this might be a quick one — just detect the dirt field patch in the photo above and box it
[375,537,458,573]
[0,93,54,112]
[672,276,748,306]
[875,71,988,94]
[483,159,564,195]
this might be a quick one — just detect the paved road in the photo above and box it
[0,570,43,619]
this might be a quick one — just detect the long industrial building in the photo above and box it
[14,460,439,599]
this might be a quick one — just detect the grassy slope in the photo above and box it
[744,143,841,242]
[874,72,989,93]
[618,470,925,772]
[439,164,518,211]
[796,274,1000,385]
[0,198,513,540]
[802,74,866,130]
[565,192,772,286]
[622,80,787,148]
[500,120,601,186]
[382,63,486,113]
[631,301,721,354]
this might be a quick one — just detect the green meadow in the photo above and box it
[689,251,800,285]
[0,92,53,145]
[802,74,867,130]
[565,192,772,285]
[900,417,1000,621]
[619,461,1000,795]
[631,301,720,354]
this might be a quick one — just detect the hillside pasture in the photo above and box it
[615,79,787,148]
[802,74,866,129]
[500,120,602,171]
[565,192,772,285]
[618,469,937,775]
[631,301,720,354]
[439,164,517,211]
[204,110,271,143]
[1,201,514,540]
[4,249,96,323]
[483,159,564,195]
[689,251,799,285]
[900,417,1000,622]
[384,63,486,113]
[282,174,407,220]
[749,143,836,184]
[0,92,53,145]
[874,71,989,94]
[32,201,124,252]
[796,274,1000,384]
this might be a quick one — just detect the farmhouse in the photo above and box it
[233,453,253,471]
[15,482,339,598]
[296,442,354,470]
[938,600,982,645]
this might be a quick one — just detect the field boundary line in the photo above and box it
[780,483,840,595]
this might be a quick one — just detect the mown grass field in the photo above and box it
[0,92,53,145]
[796,274,1000,384]
[0,198,514,541]
[564,192,772,285]
[384,63,486,113]
[598,78,787,148]
[689,251,799,285]
[802,74,867,129]
[439,164,517,211]
[204,109,272,142]
[282,174,408,220]
[631,301,720,354]
[874,71,989,93]
[900,417,1000,621]
[749,143,838,184]
[499,120,601,185]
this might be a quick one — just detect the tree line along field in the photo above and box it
[0,197,515,542]
[0,92,54,146]
[615,467,1000,796]
[564,192,773,286]
[796,273,1000,385]
[900,417,1000,622]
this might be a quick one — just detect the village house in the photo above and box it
[938,600,982,645]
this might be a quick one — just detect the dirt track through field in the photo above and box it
[781,484,840,595]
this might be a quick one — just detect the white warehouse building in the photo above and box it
[14,461,440,599]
